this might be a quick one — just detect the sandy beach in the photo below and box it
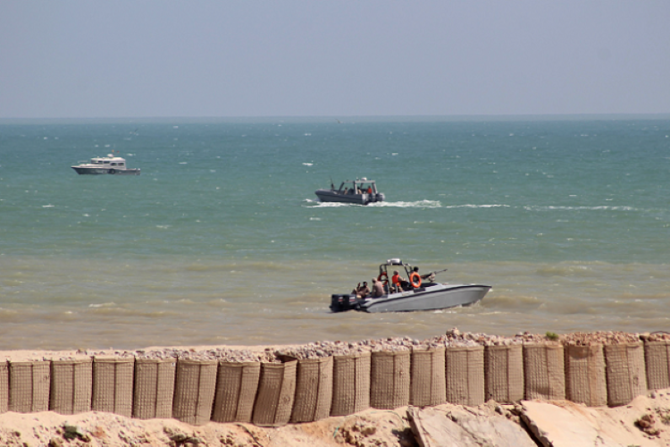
[1,391,669,446]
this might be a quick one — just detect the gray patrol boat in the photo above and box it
[315,178,384,205]
[330,258,490,313]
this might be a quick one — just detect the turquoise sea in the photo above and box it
[1,117,669,350]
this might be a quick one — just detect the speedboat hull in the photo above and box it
[330,283,490,313]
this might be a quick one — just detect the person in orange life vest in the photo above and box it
[391,270,409,291]
[367,186,372,194]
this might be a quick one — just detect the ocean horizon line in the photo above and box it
[2,113,670,125]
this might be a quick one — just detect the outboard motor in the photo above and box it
[375,193,385,202]
[330,294,359,312]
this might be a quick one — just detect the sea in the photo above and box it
[1,116,669,350]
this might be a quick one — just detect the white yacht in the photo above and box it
[71,154,140,175]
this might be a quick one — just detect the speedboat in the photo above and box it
[71,154,140,175]
[330,258,490,313]
[315,178,384,205]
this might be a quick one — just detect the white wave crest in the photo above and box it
[443,204,510,209]
[524,205,636,212]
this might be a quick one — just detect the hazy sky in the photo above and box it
[1,1,669,118]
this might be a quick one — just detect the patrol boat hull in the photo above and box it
[315,189,383,205]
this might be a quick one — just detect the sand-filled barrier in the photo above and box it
[291,357,333,423]
[92,357,134,417]
[370,350,411,409]
[133,358,177,420]
[252,360,297,426]
[9,360,50,413]
[564,344,607,407]
[172,359,217,425]
[211,361,260,423]
[445,345,485,406]
[50,358,93,415]
[0,329,668,427]
[410,347,446,407]
[485,344,524,404]
[523,344,565,400]
[331,351,371,416]
[643,334,670,391]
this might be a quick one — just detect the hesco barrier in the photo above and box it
[0,335,669,426]
[211,361,260,423]
[92,357,134,417]
[484,344,524,404]
[252,360,297,427]
[0,362,8,413]
[9,361,50,413]
[330,352,370,417]
[291,356,333,423]
[370,350,411,410]
[523,344,565,401]
[445,345,485,406]
[172,359,217,425]
[410,347,446,407]
[564,344,607,407]
[645,341,670,391]
[50,359,93,415]
[604,343,647,407]
[133,358,176,420]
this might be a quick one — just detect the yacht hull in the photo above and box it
[72,167,140,175]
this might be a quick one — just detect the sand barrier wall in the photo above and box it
[1,332,669,426]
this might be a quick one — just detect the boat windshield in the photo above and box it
[333,179,378,194]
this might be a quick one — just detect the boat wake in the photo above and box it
[304,200,353,207]
[370,200,441,208]
[304,199,443,208]
[442,204,510,209]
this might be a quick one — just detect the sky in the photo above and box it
[1,1,669,119]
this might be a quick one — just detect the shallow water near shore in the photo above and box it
[1,117,669,350]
